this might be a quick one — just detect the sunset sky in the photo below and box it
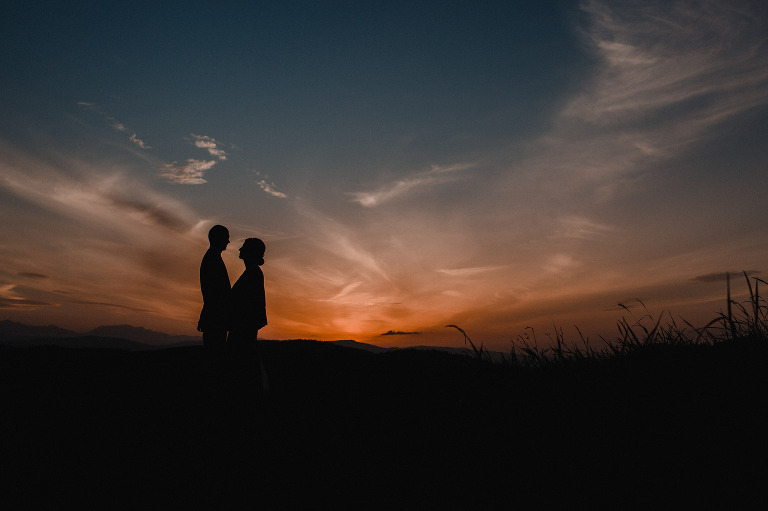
[2,0,768,350]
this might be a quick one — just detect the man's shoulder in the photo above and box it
[202,249,223,263]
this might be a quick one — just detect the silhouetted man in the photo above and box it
[197,224,231,352]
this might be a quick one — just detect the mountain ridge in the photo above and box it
[0,320,198,349]
[0,319,497,357]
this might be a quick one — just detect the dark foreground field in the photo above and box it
[2,339,766,509]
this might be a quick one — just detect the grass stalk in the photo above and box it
[453,269,767,368]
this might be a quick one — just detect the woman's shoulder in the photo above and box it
[235,266,263,286]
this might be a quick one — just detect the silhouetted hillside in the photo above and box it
[0,334,150,350]
[1,320,495,356]
[0,320,201,349]
[328,338,391,353]
[0,319,77,339]
[1,338,765,508]
[87,324,200,346]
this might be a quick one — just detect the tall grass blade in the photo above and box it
[446,324,488,361]
[646,312,664,344]
[727,272,737,340]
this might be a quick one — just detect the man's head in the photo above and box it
[239,238,265,266]
[208,225,230,251]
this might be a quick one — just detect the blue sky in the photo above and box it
[2,1,768,349]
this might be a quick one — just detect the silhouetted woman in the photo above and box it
[229,238,267,343]
[228,238,269,391]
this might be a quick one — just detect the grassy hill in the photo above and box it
[1,336,766,508]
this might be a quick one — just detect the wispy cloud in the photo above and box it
[18,272,49,280]
[1,152,196,234]
[692,271,760,283]
[294,203,390,280]
[156,135,227,184]
[509,0,768,208]
[77,102,153,150]
[331,232,389,280]
[159,159,216,184]
[322,281,363,302]
[566,0,768,140]
[0,144,204,330]
[349,163,471,207]
[0,298,53,309]
[129,133,151,149]
[105,194,191,232]
[192,134,227,160]
[257,179,287,198]
[437,266,504,277]
[0,285,53,310]
[71,299,153,313]
[556,215,614,240]
[543,254,578,275]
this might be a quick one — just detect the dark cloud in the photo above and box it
[18,272,48,279]
[692,271,760,283]
[106,195,190,232]
[0,298,53,309]
[72,300,152,313]
[381,330,422,336]
[134,249,189,282]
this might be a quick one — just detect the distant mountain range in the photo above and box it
[0,319,494,358]
[0,320,397,352]
[327,339,479,357]
[0,320,201,350]
[0,320,78,339]
[87,324,201,346]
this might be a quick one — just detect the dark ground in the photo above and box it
[1,339,766,509]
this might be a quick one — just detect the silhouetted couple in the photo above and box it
[197,225,267,355]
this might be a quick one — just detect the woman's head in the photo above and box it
[239,238,266,265]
